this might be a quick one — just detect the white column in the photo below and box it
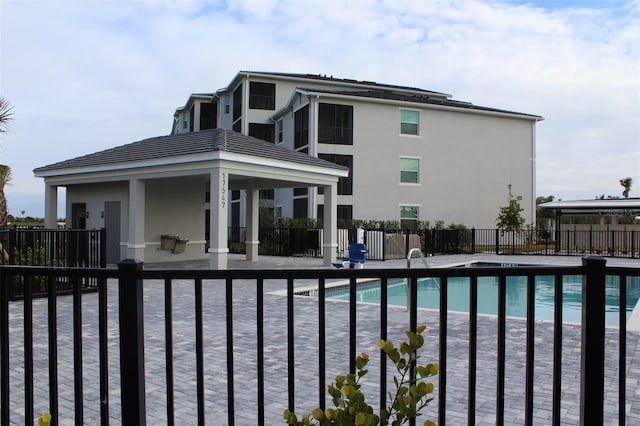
[44,183,58,229]
[127,179,146,261]
[245,183,259,261]
[322,183,338,266]
[209,168,229,269]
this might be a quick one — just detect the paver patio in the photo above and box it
[5,254,639,425]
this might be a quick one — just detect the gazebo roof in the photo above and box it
[34,128,346,174]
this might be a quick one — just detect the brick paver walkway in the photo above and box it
[5,254,640,425]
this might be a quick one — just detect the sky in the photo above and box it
[0,0,638,218]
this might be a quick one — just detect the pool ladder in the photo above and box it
[405,248,439,310]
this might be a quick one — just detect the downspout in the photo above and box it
[531,121,537,228]
[309,94,320,220]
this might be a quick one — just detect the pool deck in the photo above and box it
[8,254,640,425]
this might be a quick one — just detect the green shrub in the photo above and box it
[284,325,438,426]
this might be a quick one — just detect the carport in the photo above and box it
[34,129,349,269]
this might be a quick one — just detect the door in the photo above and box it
[104,201,121,264]
[71,203,86,229]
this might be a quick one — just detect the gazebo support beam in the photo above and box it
[322,183,338,266]
[209,168,229,270]
[245,184,259,262]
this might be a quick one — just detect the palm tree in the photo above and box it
[0,97,12,132]
[620,177,632,199]
[0,166,11,226]
[0,96,13,227]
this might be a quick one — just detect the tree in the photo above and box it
[620,177,632,199]
[0,96,13,227]
[496,184,525,233]
[536,195,555,225]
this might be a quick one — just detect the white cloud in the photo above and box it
[0,0,638,217]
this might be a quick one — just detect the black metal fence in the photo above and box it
[229,227,640,260]
[1,257,638,425]
[0,228,106,299]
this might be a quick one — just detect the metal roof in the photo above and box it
[539,198,640,215]
[34,128,348,174]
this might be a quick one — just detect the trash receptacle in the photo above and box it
[161,234,179,250]
[172,238,189,254]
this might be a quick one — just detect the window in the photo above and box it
[232,120,241,132]
[318,154,353,195]
[294,105,309,149]
[259,189,274,200]
[224,95,230,114]
[249,123,275,143]
[200,102,217,130]
[275,206,282,219]
[316,205,353,222]
[293,188,308,196]
[400,158,419,184]
[249,82,275,110]
[233,84,242,122]
[293,198,308,219]
[400,109,419,135]
[189,106,194,132]
[400,206,419,228]
[318,103,353,145]
[276,120,283,144]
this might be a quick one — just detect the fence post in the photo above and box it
[118,259,146,425]
[7,228,15,265]
[495,229,500,255]
[580,255,606,425]
[471,228,476,254]
[99,228,107,268]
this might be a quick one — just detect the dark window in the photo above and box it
[249,123,275,143]
[260,189,274,200]
[232,120,241,132]
[189,106,194,132]
[293,198,308,219]
[318,103,353,145]
[293,188,308,196]
[294,105,309,149]
[249,82,275,110]
[231,202,240,228]
[317,204,352,221]
[233,84,242,122]
[318,154,353,195]
[231,190,241,201]
[200,102,217,130]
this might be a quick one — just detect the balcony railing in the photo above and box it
[318,125,353,145]
[1,257,638,425]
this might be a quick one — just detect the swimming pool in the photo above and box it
[324,275,640,327]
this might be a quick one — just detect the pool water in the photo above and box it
[325,275,640,326]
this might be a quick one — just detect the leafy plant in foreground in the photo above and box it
[284,325,438,425]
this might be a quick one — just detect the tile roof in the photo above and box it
[34,129,348,173]
[298,87,543,120]
[234,71,451,98]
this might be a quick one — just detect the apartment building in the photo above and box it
[173,71,543,229]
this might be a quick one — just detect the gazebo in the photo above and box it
[34,129,349,269]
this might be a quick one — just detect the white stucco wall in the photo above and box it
[66,176,210,263]
[66,181,129,259]
[312,97,536,229]
[144,176,208,262]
